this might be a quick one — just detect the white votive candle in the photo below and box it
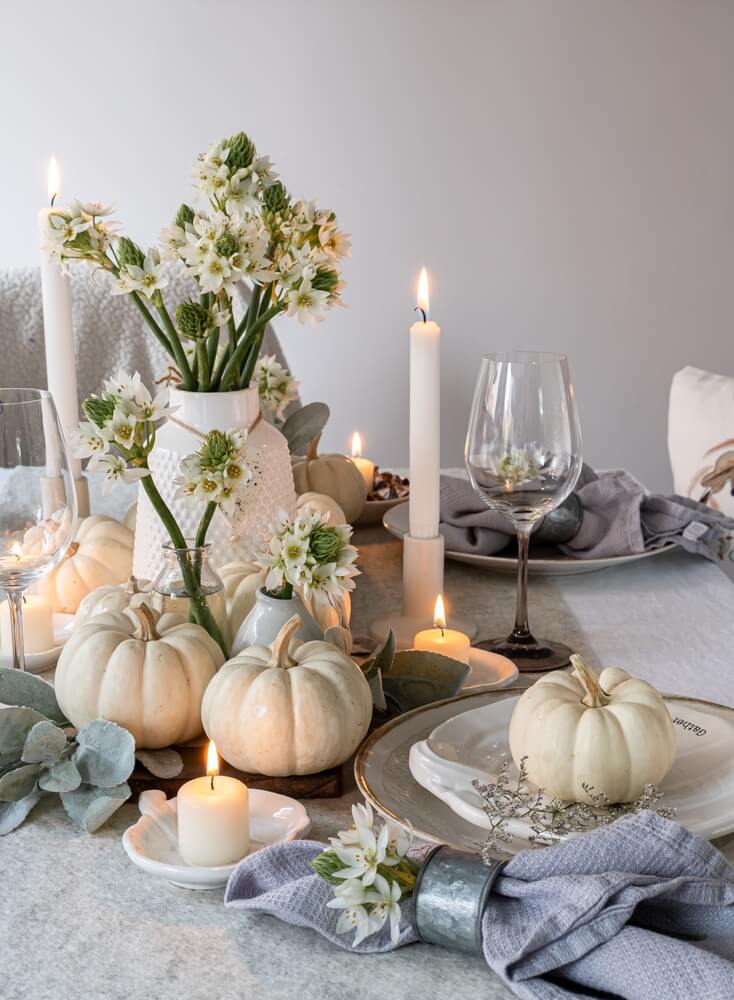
[0,595,55,655]
[350,432,375,494]
[177,742,249,867]
[413,594,470,664]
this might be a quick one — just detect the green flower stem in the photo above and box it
[156,303,195,390]
[195,340,210,392]
[206,327,220,377]
[139,474,227,655]
[129,292,174,358]
[195,501,217,550]
[236,284,263,339]
[218,302,285,391]
[238,327,265,390]
[267,582,293,600]
[227,312,238,358]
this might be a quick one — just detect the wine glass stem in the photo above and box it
[510,526,535,645]
[6,591,26,671]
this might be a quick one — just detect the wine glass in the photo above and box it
[465,352,582,670]
[0,389,78,669]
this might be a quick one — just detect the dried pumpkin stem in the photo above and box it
[306,434,321,461]
[570,653,609,708]
[124,575,140,595]
[131,603,161,642]
[268,615,301,669]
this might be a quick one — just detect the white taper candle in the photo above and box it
[409,268,441,538]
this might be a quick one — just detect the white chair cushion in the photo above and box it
[668,365,734,516]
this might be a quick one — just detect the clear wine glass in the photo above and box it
[465,352,582,670]
[0,389,78,669]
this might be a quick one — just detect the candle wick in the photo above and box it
[414,305,427,323]
[50,193,57,208]
[438,625,445,637]
[210,773,215,791]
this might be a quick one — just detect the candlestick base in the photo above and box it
[370,532,476,648]
[41,475,90,519]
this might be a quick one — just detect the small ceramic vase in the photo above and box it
[231,587,322,655]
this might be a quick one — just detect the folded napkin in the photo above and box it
[226,812,734,1000]
[440,469,734,561]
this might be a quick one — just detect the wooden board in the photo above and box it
[129,737,343,799]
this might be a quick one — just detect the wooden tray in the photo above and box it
[130,737,343,799]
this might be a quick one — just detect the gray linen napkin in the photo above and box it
[225,812,734,1000]
[440,471,734,561]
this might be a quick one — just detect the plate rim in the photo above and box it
[354,687,734,842]
[382,503,675,572]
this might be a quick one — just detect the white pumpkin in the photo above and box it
[201,615,373,776]
[32,515,134,613]
[291,436,367,523]
[75,575,153,622]
[508,655,676,804]
[297,492,347,525]
[220,561,267,639]
[56,604,225,749]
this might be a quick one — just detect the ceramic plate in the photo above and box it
[383,503,674,576]
[354,688,734,856]
[0,613,74,674]
[464,648,518,689]
[123,788,311,890]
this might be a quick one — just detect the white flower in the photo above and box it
[103,371,142,402]
[286,277,330,326]
[87,454,150,495]
[318,220,351,259]
[364,875,402,945]
[326,881,373,947]
[159,222,188,261]
[125,250,168,299]
[71,200,114,220]
[69,421,111,459]
[253,354,299,420]
[108,408,138,449]
[130,384,175,423]
[333,817,391,887]
[47,211,87,245]
[109,271,140,296]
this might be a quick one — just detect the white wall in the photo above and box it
[3,0,734,490]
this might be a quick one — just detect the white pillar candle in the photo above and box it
[409,268,441,538]
[350,432,375,495]
[177,741,249,867]
[39,157,81,480]
[413,594,470,664]
[0,594,54,655]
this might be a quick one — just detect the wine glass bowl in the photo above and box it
[0,389,78,669]
[465,352,582,670]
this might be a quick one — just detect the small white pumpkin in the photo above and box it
[201,615,373,776]
[508,655,676,804]
[32,515,134,613]
[56,604,225,749]
[220,561,267,639]
[291,436,367,523]
[296,492,347,525]
[75,575,153,622]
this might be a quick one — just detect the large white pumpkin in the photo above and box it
[33,515,134,613]
[201,615,373,776]
[508,655,676,804]
[296,492,347,525]
[56,604,225,749]
[220,561,267,641]
[75,575,153,622]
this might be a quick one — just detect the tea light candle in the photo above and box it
[414,594,471,664]
[177,741,250,867]
[0,594,54,655]
[350,432,375,495]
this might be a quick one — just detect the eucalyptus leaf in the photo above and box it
[73,720,136,788]
[0,763,40,802]
[0,667,68,725]
[280,401,330,456]
[360,628,396,682]
[0,707,49,757]
[60,782,131,833]
[135,748,183,779]
[39,758,81,793]
[367,670,387,713]
[22,721,68,764]
[0,788,41,835]
[381,649,470,713]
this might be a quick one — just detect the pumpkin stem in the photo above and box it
[124,574,140,595]
[131,603,161,642]
[64,541,80,561]
[570,654,609,708]
[306,434,321,461]
[268,615,301,669]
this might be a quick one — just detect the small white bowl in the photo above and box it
[123,788,311,890]
[0,612,74,674]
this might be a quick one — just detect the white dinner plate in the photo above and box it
[383,503,674,576]
[0,613,74,674]
[123,788,311,890]
[355,688,734,857]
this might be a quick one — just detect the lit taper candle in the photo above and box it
[409,268,441,538]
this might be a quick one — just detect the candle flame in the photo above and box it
[47,157,61,205]
[433,593,446,630]
[206,739,219,778]
[351,431,362,459]
[416,267,430,316]
[11,542,22,561]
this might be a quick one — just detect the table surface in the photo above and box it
[3,524,734,1000]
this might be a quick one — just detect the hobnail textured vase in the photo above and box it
[133,387,297,581]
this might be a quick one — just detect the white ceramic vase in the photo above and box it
[133,387,297,581]
[231,588,322,655]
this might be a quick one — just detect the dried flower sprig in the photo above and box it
[473,756,675,860]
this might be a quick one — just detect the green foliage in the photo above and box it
[0,668,68,725]
[224,131,255,171]
[176,300,210,340]
[82,394,115,428]
[280,402,330,456]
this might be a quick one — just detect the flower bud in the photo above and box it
[117,237,145,269]
[82,394,115,428]
[224,131,255,172]
[310,525,342,563]
[175,301,210,340]
[175,203,195,229]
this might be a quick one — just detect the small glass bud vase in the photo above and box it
[153,543,228,643]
